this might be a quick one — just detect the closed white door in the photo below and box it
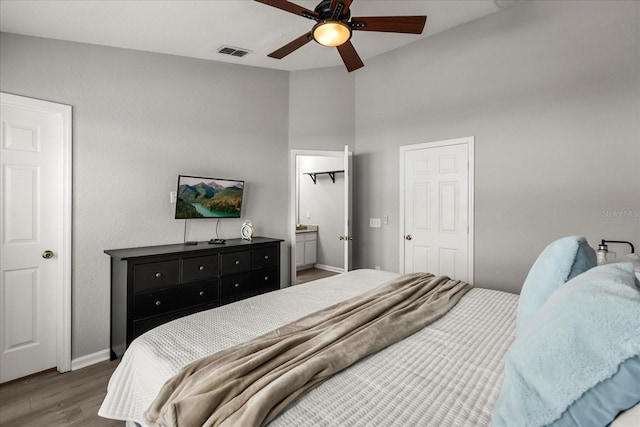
[400,138,473,282]
[0,93,71,383]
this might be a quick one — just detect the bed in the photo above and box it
[99,236,640,427]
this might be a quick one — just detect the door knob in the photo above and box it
[42,250,55,259]
[405,235,412,241]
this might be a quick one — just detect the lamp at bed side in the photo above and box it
[597,239,635,265]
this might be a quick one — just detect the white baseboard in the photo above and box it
[313,264,345,274]
[71,348,111,371]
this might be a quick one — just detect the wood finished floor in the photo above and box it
[0,360,123,427]
[296,267,340,284]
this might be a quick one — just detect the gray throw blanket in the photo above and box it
[144,273,472,427]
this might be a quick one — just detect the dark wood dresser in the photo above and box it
[105,237,283,359]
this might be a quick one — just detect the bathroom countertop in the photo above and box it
[295,225,318,234]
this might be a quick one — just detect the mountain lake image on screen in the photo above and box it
[175,175,244,219]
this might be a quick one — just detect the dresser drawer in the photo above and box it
[175,281,217,310]
[133,260,180,291]
[182,255,219,283]
[253,267,279,291]
[220,251,251,275]
[220,272,256,301]
[134,287,177,320]
[220,269,278,302]
[252,245,278,269]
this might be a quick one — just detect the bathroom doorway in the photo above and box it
[289,147,352,285]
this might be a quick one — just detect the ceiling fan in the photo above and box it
[255,0,427,72]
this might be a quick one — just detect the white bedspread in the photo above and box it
[99,269,519,426]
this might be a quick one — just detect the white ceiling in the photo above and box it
[0,0,512,72]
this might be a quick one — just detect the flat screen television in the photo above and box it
[174,175,244,219]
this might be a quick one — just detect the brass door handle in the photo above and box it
[405,235,412,241]
[42,250,54,259]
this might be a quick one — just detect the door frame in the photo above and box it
[1,92,72,374]
[289,148,350,285]
[398,136,475,281]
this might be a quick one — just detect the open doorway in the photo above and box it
[289,148,352,285]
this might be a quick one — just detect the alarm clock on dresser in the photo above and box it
[241,220,254,241]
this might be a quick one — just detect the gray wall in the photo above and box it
[0,34,290,359]
[288,67,355,151]
[353,0,640,292]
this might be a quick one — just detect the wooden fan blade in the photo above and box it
[330,0,353,17]
[255,0,319,20]
[337,41,364,72]
[268,32,313,59]
[350,16,427,34]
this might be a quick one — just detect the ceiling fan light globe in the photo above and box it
[312,21,351,47]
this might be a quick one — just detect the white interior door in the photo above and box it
[0,93,71,383]
[342,145,352,271]
[400,137,474,282]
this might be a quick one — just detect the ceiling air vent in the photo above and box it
[217,46,252,58]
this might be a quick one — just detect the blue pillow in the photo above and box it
[552,354,640,427]
[492,262,640,427]
[516,236,596,335]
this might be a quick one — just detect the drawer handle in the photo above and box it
[235,260,240,265]
[155,300,161,306]
[199,266,205,271]
[155,272,162,278]
[264,276,269,281]
[264,255,269,260]
[199,291,205,296]
[234,283,240,288]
